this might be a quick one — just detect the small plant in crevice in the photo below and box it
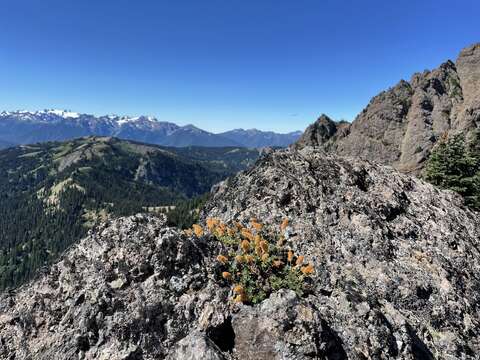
[188,217,314,305]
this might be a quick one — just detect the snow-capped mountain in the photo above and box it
[0,110,302,148]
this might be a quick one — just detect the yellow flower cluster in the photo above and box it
[233,284,247,303]
[216,254,228,265]
[287,252,314,275]
[192,224,204,237]
[202,217,315,304]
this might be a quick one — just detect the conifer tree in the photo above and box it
[424,132,480,210]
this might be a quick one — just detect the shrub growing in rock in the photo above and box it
[193,218,314,304]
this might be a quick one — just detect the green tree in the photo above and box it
[423,132,480,210]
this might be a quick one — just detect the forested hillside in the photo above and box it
[0,137,259,290]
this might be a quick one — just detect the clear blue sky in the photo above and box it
[0,0,479,133]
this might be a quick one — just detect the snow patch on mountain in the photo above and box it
[0,110,303,148]
[40,109,80,118]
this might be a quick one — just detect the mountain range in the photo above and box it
[219,128,302,147]
[0,109,301,148]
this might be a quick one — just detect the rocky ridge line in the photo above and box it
[294,43,480,174]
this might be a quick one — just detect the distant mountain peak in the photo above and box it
[226,128,301,135]
[0,109,303,148]
[181,124,204,132]
[115,115,156,125]
[4,109,82,119]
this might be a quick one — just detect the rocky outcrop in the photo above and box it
[294,43,480,174]
[455,43,480,136]
[292,114,349,151]
[204,148,480,359]
[230,290,327,359]
[0,214,222,359]
[1,148,480,359]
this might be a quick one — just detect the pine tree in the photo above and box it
[424,132,480,210]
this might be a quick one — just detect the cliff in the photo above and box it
[294,43,480,174]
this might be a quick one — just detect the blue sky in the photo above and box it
[0,0,478,133]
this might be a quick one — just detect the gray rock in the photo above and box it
[231,290,342,359]
[203,147,480,359]
[0,214,217,359]
[293,114,347,151]
[166,331,226,360]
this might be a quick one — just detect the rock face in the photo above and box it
[1,148,480,359]
[230,290,327,359]
[294,43,480,174]
[293,114,350,151]
[204,148,480,359]
[0,214,220,360]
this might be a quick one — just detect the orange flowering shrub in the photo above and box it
[216,255,228,265]
[202,217,314,304]
[222,271,232,280]
[206,218,220,231]
[250,218,263,231]
[295,255,304,266]
[301,264,314,275]
[287,250,294,262]
[192,224,204,237]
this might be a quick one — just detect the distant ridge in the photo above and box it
[0,110,302,148]
[219,128,302,147]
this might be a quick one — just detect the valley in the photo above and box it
[0,137,259,290]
